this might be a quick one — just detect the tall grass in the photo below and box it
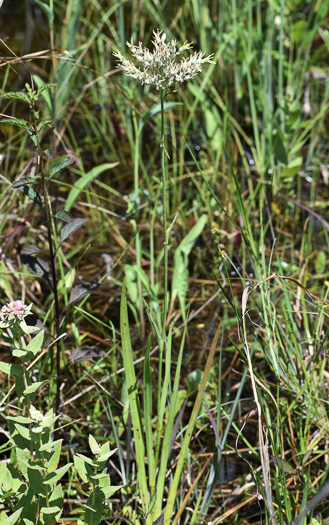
[1,0,329,524]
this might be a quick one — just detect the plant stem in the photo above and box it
[155,88,169,462]
[132,109,145,337]
[32,110,62,415]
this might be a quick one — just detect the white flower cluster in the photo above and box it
[113,29,214,90]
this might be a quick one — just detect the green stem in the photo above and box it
[163,323,221,524]
[155,89,169,463]
[32,109,61,415]
[132,110,145,337]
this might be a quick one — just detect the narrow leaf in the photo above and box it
[0,118,28,129]
[12,178,36,188]
[67,281,100,306]
[60,218,88,245]
[54,210,73,223]
[49,158,74,179]
[65,163,119,212]
[1,91,30,103]
[21,245,41,255]
[71,346,105,363]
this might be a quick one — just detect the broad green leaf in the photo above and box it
[6,415,31,424]
[0,507,23,525]
[273,129,288,164]
[74,455,88,483]
[26,330,44,356]
[280,157,303,178]
[89,434,101,455]
[99,485,122,499]
[0,362,23,377]
[65,163,119,212]
[12,423,30,440]
[97,448,117,463]
[84,488,104,524]
[27,468,46,495]
[44,463,73,485]
[23,380,48,394]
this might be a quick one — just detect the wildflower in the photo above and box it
[1,300,32,321]
[113,29,214,90]
[29,405,44,423]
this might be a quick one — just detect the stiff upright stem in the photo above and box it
[155,89,168,463]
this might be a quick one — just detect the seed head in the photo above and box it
[113,29,214,90]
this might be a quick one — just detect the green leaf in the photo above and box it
[13,423,31,441]
[44,463,72,485]
[1,92,30,103]
[0,508,23,525]
[23,380,48,395]
[37,83,56,96]
[12,177,36,189]
[74,455,88,483]
[99,485,122,499]
[25,330,44,356]
[89,434,101,455]
[37,119,54,133]
[273,129,288,164]
[28,468,46,495]
[49,158,74,179]
[315,251,326,274]
[6,415,31,424]
[139,102,183,133]
[121,279,149,512]
[14,184,42,208]
[34,0,54,29]
[84,487,104,524]
[280,157,303,178]
[124,263,138,304]
[171,215,208,314]
[40,506,61,515]
[67,282,100,306]
[97,448,117,463]
[60,218,88,246]
[0,362,23,377]
[0,118,28,129]
[65,162,119,212]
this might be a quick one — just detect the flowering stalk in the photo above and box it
[114,30,214,524]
